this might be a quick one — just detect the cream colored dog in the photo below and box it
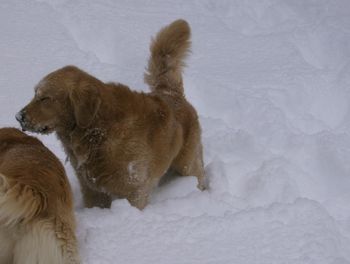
[0,128,79,264]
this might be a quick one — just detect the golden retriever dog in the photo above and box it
[0,128,79,264]
[16,19,207,210]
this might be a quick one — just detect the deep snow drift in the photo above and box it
[1,0,350,263]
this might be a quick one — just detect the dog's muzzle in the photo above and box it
[15,110,27,131]
[15,110,25,122]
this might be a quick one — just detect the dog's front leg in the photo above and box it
[77,171,112,209]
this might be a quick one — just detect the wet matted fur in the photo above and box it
[0,128,79,264]
[16,19,207,210]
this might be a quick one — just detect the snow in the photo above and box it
[1,0,350,263]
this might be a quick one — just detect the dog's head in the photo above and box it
[16,66,102,134]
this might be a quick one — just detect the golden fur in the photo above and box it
[16,19,207,209]
[0,128,79,264]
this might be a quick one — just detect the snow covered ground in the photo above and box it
[1,0,350,263]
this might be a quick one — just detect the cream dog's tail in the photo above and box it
[144,19,191,96]
[0,173,80,263]
[0,173,45,227]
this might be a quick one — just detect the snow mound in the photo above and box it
[1,0,350,263]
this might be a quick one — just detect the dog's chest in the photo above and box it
[70,128,107,168]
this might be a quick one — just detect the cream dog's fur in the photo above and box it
[0,128,79,264]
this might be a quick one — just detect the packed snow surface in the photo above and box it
[1,0,350,263]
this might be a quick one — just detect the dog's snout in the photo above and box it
[15,110,25,123]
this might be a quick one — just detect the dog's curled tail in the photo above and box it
[0,173,45,226]
[144,19,191,95]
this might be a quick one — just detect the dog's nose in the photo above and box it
[15,110,25,122]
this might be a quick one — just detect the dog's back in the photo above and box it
[0,128,79,264]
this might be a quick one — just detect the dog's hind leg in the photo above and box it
[171,143,208,191]
[0,227,15,264]
[13,219,80,264]
[127,190,150,210]
[13,220,63,264]
[127,178,160,210]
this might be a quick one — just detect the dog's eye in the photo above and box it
[39,97,50,102]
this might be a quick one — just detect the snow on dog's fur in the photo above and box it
[0,128,79,264]
[17,19,207,210]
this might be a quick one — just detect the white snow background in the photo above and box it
[1,0,350,263]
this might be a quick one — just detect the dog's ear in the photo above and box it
[69,80,101,128]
